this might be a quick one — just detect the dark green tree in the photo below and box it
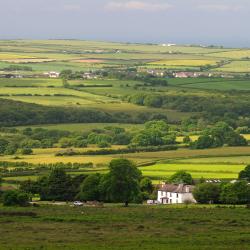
[239,165,250,182]
[38,169,73,201]
[78,174,101,201]
[101,159,142,206]
[220,181,250,204]
[193,183,221,204]
[0,138,9,154]
[140,177,153,194]
[168,171,193,185]
[3,190,30,206]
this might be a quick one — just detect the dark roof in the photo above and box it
[158,184,194,193]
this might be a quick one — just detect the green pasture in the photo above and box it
[140,163,245,180]
[0,205,250,250]
[176,156,250,164]
[168,77,250,91]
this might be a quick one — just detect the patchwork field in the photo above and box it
[0,40,250,188]
[1,146,249,184]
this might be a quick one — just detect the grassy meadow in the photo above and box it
[0,205,250,250]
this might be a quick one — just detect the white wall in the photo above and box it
[157,191,196,204]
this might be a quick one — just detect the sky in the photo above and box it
[0,0,250,47]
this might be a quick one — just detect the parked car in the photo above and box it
[73,201,83,206]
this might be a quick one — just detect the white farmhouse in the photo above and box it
[43,71,60,78]
[157,184,196,204]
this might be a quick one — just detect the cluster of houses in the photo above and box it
[42,71,98,79]
[144,69,214,78]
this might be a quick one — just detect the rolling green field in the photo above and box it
[168,78,250,91]
[0,39,249,73]
[0,40,250,186]
[0,205,250,250]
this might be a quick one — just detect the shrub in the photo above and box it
[168,171,193,185]
[193,183,221,204]
[3,190,30,206]
[20,148,33,155]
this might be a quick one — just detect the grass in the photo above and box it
[0,205,250,250]
[140,163,245,180]
[176,156,250,164]
[168,78,250,91]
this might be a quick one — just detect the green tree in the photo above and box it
[191,135,214,149]
[193,183,221,204]
[102,159,142,206]
[140,177,153,194]
[220,181,250,204]
[183,136,191,144]
[0,138,9,154]
[168,170,193,185]
[3,190,30,206]
[78,174,101,201]
[132,129,163,146]
[4,143,18,155]
[239,165,250,182]
[145,120,169,132]
[38,169,73,201]
[20,148,33,155]
[20,179,40,194]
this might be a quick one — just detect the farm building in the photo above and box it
[44,71,60,78]
[174,72,198,78]
[157,183,196,204]
[83,72,98,79]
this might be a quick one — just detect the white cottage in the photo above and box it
[157,184,196,204]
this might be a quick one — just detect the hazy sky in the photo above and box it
[0,0,250,47]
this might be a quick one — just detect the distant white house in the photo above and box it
[44,71,60,78]
[83,72,98,79]
[161,43,176,47]
[146,69,165,77]
[174,72,198,78]
[157,184,196,204]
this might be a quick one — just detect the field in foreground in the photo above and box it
[0,205,250,250]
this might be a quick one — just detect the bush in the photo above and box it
[239,165,250,182]
[20,148,33,155]
[193,183,221,204]
[168,171,193,185]
[3,190,30,206]
[220,181,250,204]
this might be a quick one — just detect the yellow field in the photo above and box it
[209,50,250,59]
[148,59,218,66]
[216,61,250,72]
[0,53,37,60]
[1,146,249,166]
